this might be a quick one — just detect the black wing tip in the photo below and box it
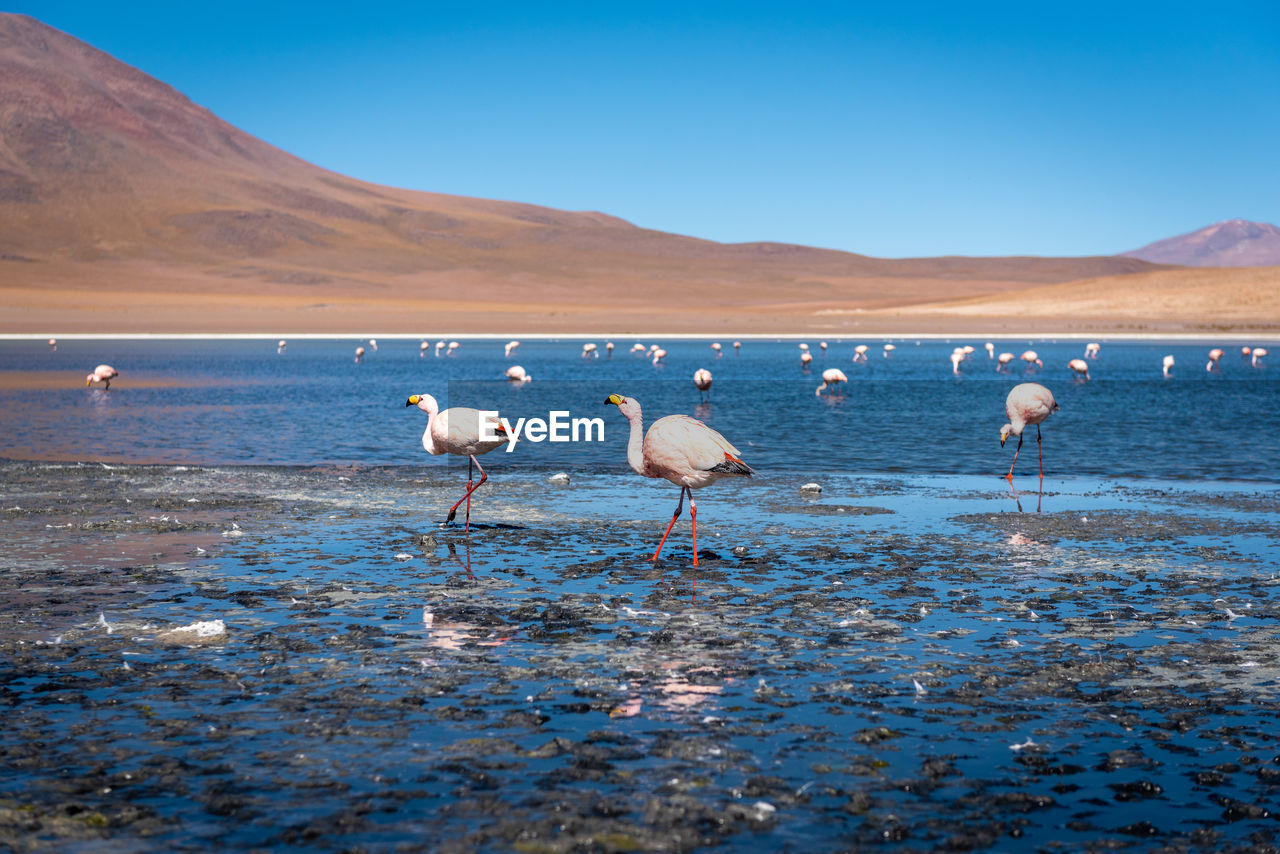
[708,459,754,477]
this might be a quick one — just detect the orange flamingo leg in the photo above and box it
[651,486,686,562]
[689,496,698,567]
[1006,433,1024,481]
[446,456,488,532]
[1036,424,1044,481]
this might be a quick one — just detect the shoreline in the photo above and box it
[5,332,1279,342]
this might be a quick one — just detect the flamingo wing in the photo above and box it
[646,415,753,476]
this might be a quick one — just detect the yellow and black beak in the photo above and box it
[406,395,420,407]
[604,393,624,406]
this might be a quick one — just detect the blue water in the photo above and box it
[0,338,1276,478]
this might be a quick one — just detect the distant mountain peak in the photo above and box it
[1121,219,1280,267]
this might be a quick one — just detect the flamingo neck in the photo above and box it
[422,409,440,455]
[624,408,647,477]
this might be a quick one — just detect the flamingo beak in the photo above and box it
[604,394,623,406]
[406,395,419,407]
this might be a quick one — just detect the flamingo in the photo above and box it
[368,338,378,351]
[632,343,646,353]
[582,343,598,358]
[799,343,809,352]
[816,367,847,396]
[1085,342,1100,359]
[435,341,446,356]
[711,342,722,356]
[693,368,713,401]
[505,340,520,358]
[85,364,118,390]
[505,365,531,383]
[421,341,430,357]
[1162,355,1174,377]
[985,342,994,358]
[1242,346,1252,358]
[354,346,365,362]
[733,341,741,352]
[652,348,667,365]
[1021,350,1043,369]
[819,341,828,351]
[853,345,869,362]
[406,393,509,532]
[1253,347,1268,367]
[604,393,753,566]
[277,339,287,354]
[950,350,965,375]
[1206,348,1224,371]
[962,345,975,356]
[1068,358,1090,380]
[997,352,1015,370]
[800,351,813,367]
[48,338,57,350]
[1000,382,1059,482]
[447,341,460,355]
[606,342,614,356]
[883,344,896,357]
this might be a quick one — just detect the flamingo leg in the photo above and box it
[446,456,488,530]
[1006,433,1024,481]
[651,486,686,562]
[1037,424,1044,482]
[689,494,698,567]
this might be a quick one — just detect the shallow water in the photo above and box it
[2,338,1280,852]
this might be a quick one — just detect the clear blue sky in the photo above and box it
[14,1,1280,257]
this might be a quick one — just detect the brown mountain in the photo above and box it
[1121,220,1280,267]
[1,12,1260,334]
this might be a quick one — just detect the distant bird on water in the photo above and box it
[950,350,965,375]
[816,367,847,396]
[505,340,520,358]
[447,341,460,354]
[883,344,896,357]
[606,341,614,356]
[505,365,531,383]
[732,341,741,352]
[368,338,378,351]
[582,343,598,358]
[798,343,809,352]
[985,342,994,358]
[355,346,365,362]
[421,341,430,357]
[1242,346,1252,358]
[85,364,118,390]
[800,351,813,367]
[48,338,57,350]
[277,339,287,354]
[1000,382,1059,482]
[406,393,509,532]
[693,368,713,401]
[1206,348,1224,371]
[1021,350,1043,369]
[1252,347,1268,367]
[605,393,753,566]
[853,345,869,362]
[435,341,446,356]
[997,352,1015,371]
[711,342,722,356]
[1162,354,1174,377]
[1085,342,1100,359]
[819,341,828,352]
[652,348,667,365]
[1068,358,1090,380]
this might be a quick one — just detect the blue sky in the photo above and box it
[14,1,1280,257]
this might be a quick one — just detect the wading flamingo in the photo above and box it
[605,393,753,566]
[853,345,869,362]
[652,348,667,365]
[798,343,809,352]
[583,343,598,358]
[277,339,287,353]
[368,338,378,351]
[950,350,965,374]
[1162,355,1174,377]
[819,341,828,351]
[447,341,460,355]
[800,351,813,367]
[732,341,741,352]
[693,368,713,401]
[435,341,446,356]
[1000,382,1058,482]
[505,340,520,358]
[1206,348,1224,371]
[1021,350,1043,369]
[505,365,531,382]
[1252,347,1268,367]
[421,341,430,357]
[1068,358,1090,380]
[354,346,365,362]
[997,352,1015,370]
[711,342,722,356]
[1085,342,1100,359]
[48,338,57,350]
[985,342,994,358]
[1242,346,1252,358]
[606,342,614,356]
[85,364,118,390]
[816,367,847,396]
[883,344,896,357]
[406,393,509,532]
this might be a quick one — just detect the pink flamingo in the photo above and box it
[652,348,667,365]
[85,364,119,390]
[582,343,598,358]
[1085,342,1100,359]
[504,340,520,358]
[605,393,753,566]
[819,341,828,352]
[48,338,57,350]
[985,342,994,358]
[1068,358,1090,380]
[1020,350,1043,369]
[693,368,713,401]
[732,341,741,352]
[277,339,287,354]
[505,365,531,382]
[406,393,509,532]
[1242,346,1252,358]
[853,345,869,362]
[950,350,965,374]
[435,341,446,356]
[606,342,614,356]
[816,367,847,395]
[354,346,365,362]
[997,352,1015,371]
[1162,355,1174,377]
[1252,347,1268,367]
[1000,382,1059,482]
[420,341,430,357]
[883,344,896,357]
[800,351,813,367]
[710,342,722,356]
[368,338,378,351]
[1206,348,1224,371]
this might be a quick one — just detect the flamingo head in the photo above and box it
[604,393,641,420]
[406,394,439,415]
[85,374,95,386]
[999,424,1013,446]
